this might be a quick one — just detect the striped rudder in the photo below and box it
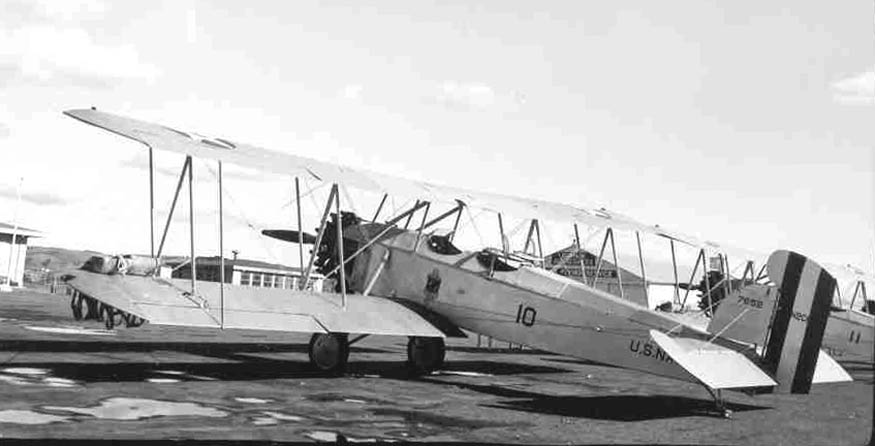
[763,250,836,394]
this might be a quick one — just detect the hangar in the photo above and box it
[0,221,42,290]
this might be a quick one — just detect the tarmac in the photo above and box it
[0,287,871,444]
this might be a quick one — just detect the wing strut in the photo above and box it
[670,238,681,306]
[148,147,155,257]
[636,231,649,305]
[323,200,430,280]
[188,155,196,297]
[335,184,347,308]
[302,184,339,291]
[294,177,304,287]
[372,193,388,222]
[217,161,225,327]
[156,156,192,258]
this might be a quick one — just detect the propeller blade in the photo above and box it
[261,229,317,244]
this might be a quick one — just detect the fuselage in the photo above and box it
[350,228,736,384]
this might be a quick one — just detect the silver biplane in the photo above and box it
[60,108,854,416]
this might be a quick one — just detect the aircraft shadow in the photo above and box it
[425,379,769,421]
[0,340,388,355]
[3,358,571,384]
[445,345,555,356]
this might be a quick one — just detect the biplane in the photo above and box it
[60,108,854,417]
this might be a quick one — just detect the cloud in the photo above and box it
[0,25,161,84]
[31,0,107,21]
[0,184,68,206]
[0,122,9,138]
[0,2,160,88]
[431,81,526,112]
[832,67,875,106]
[340,84,363,100]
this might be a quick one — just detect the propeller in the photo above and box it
[261,229,317,244]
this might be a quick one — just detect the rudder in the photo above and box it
[763,250,836,394]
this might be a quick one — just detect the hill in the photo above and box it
[25,246,105,274]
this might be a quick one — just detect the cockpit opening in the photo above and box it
[427,234,463,255]
[476,250,520,272]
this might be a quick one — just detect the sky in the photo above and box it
[0,1,872,289]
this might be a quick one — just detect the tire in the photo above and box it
[308,333,350,375]
[406,337,446,376]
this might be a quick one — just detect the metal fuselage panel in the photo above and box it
[822,310,874,363]
[360,232,702,383]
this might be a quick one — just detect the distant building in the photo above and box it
[164,256,326,292]
[544,245,648,307]
[0,222,42,288]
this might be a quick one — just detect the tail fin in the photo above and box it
[707,250,840,393]
[762,250,836,394]
[706,282,777,345]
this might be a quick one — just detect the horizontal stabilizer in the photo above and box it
[812,349,853,384]
[650,330,776,390]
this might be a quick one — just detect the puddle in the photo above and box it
[434,371,494,377]
[24,326,115,336]
[155,370,216,381]
[147,378,180,384]
[45,377,77,388]
[44,397,227,420]
[306,431,338,442]
[307,393,376,404]
[235,397,272,404]
[304,431,386,443]
[0,409,68,425]
[261,411,304,421]
[3,367,49,375]
[252,416,278,426]
[0,370,78,388]
[249,410,304,426]
[0,374,31,385]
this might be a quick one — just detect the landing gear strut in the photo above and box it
[705,386,733,419]
[407,336,445,375]
[308,333,350,375]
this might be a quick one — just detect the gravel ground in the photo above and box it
[0,288,871,444]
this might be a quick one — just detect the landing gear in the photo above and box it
[308,333,350,375]
[407,336,445,375]
[70,293,84,321]
[102,306,124,330]
[705,386,733,419]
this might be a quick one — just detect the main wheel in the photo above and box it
[308,333,350,375]
[407,336,445,376]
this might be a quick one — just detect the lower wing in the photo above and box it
[64,269,458,338]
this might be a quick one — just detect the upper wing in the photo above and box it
[65,269,456,337]
[63,108,695,242]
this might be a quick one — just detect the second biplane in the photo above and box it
[60,108,853,416]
